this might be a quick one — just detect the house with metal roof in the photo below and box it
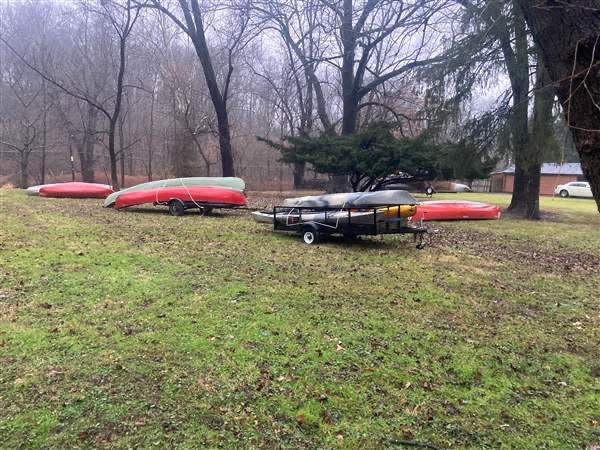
[490,163,586,195]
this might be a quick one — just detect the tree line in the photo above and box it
[1,0,598,216]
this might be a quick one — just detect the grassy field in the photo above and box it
[0,189,598,449]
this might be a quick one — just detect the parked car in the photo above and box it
[554,181,593,198]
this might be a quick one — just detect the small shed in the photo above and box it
[490,163,585,195]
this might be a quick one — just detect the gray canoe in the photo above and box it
[282,190,417,208]
[104,177,245,207]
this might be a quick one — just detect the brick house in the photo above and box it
[490,163,585,195]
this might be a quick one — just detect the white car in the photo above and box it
[554,181,593,198]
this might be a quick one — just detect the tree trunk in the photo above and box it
[18,151,29,188]
[214,106,235,177]
[341,0,357,136]
[147,86,155,181]
[189,129,211,176]
[293,162,305,189]
[119,114,126,189]
[506,4,539,217]
[80,103,98,183]
[336,94,359,192]
[516,0,600,212]
[187,4,235,177]
[40,79,47,185]
[172,127,201,177]
[108,119,119,191]
[325,0,356,194]
[128,151,133,178]
[69,140,76,182]
[106,23,131,192]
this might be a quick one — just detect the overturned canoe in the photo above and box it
[409,200,501,221]
[27,184,59,196]
[104,177,245,207]
[114,186,246,210]
[283,190,418,208]
[38,182,114,199]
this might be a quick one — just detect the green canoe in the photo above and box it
[104,177,245,207]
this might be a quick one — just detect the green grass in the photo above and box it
[0,189,599,449]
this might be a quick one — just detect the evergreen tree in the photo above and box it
[260,122,497,192]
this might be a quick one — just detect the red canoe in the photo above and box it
[114,186,247,209]
[409,200,502,221]
[39,182,114,199]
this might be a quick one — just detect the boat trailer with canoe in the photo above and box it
[252,190,428,247]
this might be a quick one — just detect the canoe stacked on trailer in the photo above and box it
[253,190,427,247]
[114,186,246,215]
[103,177,245,208]
[106,177,247,215]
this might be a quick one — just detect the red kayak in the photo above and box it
[410,200,501,221]
[39,182,114,199]
[114,186,247,210]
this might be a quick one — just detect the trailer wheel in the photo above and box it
[302,226,320,245]
[168,199,185,216]
[415,233,426,249]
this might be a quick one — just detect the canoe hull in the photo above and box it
[283,190,417,208]
[104,177,245,207]
[409,201,501,221]
[114,186,247,210]
[38,182,113,199]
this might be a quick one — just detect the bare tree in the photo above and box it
[0,1,55,187]
[141,0,253,177]
[252,0,451,190]
[254,0,449,134]
[6,0,585,199]
[0,68,46,187]
[249,38,317,187]
[1,0,141,190]
[97,0,142,190]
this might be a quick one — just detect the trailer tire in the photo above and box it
[415,233,426,249]
[302,226,320,245]
[168,199,185,216]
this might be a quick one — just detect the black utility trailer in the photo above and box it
[271,205,427,248]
